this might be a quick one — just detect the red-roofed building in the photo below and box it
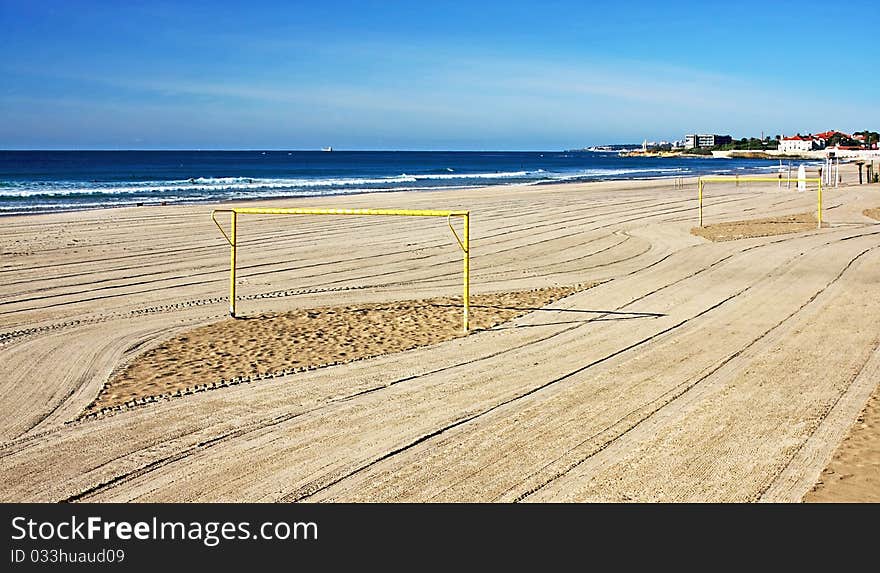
[814,130,851,141]
[779,134,820,153]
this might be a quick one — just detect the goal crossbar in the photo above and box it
[697,176,823,229]
[211,207,472,331]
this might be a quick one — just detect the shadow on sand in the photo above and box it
[431,303,666,329]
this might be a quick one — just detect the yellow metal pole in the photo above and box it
[699,179,703,227]
[215,207,472,323]
[817,179,823,230]
[230,207,468,217]
[463,213,470,333]
[230,211,237,317]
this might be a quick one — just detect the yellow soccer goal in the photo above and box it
[697,175,823,229]
[211,207,471,331]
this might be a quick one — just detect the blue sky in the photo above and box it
[1,0,876,150]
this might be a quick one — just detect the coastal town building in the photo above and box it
[779,135,820,153]
[684,134,733,149]
[814,130,849,143]
[778,130,878,153]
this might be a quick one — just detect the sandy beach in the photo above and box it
[87,285,588,413]
[1,169,878,502]
[806,383,880,502]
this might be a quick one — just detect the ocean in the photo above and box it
[0,150,794,214]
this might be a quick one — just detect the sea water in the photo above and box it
[0,150,790,214]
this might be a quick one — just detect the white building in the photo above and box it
[779,135,819,153]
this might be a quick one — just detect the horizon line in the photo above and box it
[0,147,639,153]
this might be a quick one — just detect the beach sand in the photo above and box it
[88,286,587,412]
[691,212,819,242]
[1,168,879,502]
[805,384,880,502]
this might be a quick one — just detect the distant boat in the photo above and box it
[322,146,333,152]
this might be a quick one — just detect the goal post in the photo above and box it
[697,176,823,229]
[211,207,471,332]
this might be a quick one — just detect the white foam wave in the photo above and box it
[0,170,553,198]
[544,166,689,182]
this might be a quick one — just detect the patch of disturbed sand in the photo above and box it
[86,286,589,412]
[804,382,880,502]
[864,207,880,221]
[691,212,818,242]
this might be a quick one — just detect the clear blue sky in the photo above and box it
[1,0,876,150]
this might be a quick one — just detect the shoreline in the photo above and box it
[0,162,810,220]
[0,174,694,219]
[0,174,725,221]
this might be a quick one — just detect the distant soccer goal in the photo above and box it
[697,175,823,229]
[211,207,471,331]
